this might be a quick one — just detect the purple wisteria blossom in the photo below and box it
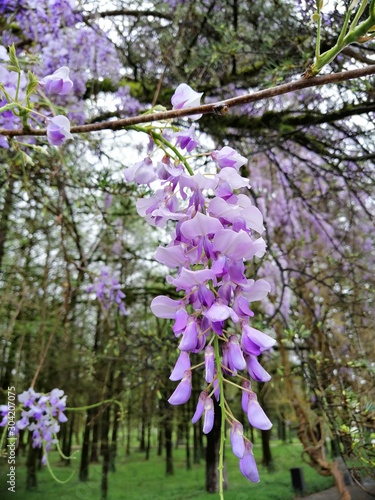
[87,266,127,315]
[40,66,73,95]
[11,388,68,465]
[171,83,203,120]
[211,146,248,170]
[174,125,199,152]
[127,83,274,484]
[0,405,8,427]
[46,115,73,146]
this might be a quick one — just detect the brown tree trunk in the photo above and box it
[205,398,228,493]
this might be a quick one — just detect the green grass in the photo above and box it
[0,441,333,499]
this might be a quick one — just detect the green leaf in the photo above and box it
[26,71,39,97]
[7,44,20,73]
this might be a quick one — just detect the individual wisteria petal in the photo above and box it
[240,279,271,302]
[124,157,157,185]
[180,212,223,239]
[154,245,188,268]
[239,441,260,482]
[204,345,215,382]
[175,125,199,152]
[217,168,250,189]
[242,324,276,355]
[242,380,251,412]
[202,396,214,434]
[40,66,73,95]
[173,309,188,334]
[205,302,234,322]
[192,392,207,423]
[230,421,245,458]
[171,268,215,291]
[171,83,203,120]
[247,393,273,430]
[213,229,253,261]
[246,355,271,382]
[211,146,248,171]
[228,335,247,371]
[178,320,199,351]
[150,296,182,318]
[46,115,73,146]
[170,351,191,381]
[168,371,192,405]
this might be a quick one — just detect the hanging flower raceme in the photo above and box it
[86,266,128,315]
[124,83,275,486]
[0,388,68,465]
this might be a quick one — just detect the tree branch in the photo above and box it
[1,65,375,138]
[82,9,173,21]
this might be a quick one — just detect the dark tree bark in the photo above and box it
[157,425,163,457]
[165,412,173,475]
[193,423,201,464]
[0,174,15,271]
[185,419,191,470]
[62,412,75,465]
[205,398,228,493]
[26,442,38,490]
[145,419,152,461]
[277,415,286,442]
[110,406,119,472]
[261,429,273,470]
[101,405,111,500]
[90,414,100,463]
[126,393,132,456]
[139,414,146,452]
[79,409,92,481]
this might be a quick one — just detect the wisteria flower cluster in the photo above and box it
[0,388,68,465]
[125,84,275,483]
[0,45,74,147]
[86,266,128,316]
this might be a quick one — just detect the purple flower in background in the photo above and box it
[0,405,8,427]
[13,388,68,465]
[40,66,73,95]
[171,83,203,120]
[87,266,127,315]
[46,115,73,146]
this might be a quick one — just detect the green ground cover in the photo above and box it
[0,440,333,499]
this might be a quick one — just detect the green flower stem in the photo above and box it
[336,8,353,48]
[350,0,368,31]
[311,2,375,76]
[213,335,226,500]
[128,125,194,176]
[15,72,21,102]
[54,434,78,460]
[315,11,322,61]
[44,445,75,484]
[66,398,123,419]
[0,424,8,451]
[0,103,18,114]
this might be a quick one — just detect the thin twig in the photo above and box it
[1,65,375,138]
